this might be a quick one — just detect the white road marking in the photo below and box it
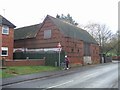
[47,80,74,89]
[83,72,99,78]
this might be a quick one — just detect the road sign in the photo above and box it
[57,42,61,48]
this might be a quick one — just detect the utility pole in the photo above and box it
[118,2,120,60]
[57,42,61,67]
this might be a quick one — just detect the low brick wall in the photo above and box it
[112,56,120,60]
[4,59,45,66]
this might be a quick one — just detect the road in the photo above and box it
[2,62,119,89]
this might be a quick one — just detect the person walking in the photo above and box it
[65,55,69,70]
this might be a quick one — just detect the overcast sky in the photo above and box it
[0,0,118,33]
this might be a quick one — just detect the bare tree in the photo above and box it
[83,23,113,54]
[104,32,118,55]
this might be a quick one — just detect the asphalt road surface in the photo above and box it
[3,62,119,89]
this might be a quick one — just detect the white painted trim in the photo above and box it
[83,56,92,64]
[2,25,9,35]
[14,48,62,52]
[1,47,8,56]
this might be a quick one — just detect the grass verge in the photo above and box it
[0,66,60,78]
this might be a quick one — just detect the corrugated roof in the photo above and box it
[48,15,98,44]
[0,15,16,28]
[14,24,41,40]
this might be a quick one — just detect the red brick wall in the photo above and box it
[36,16,85,64]
[14,38,35,48]
[90,44,100,64]
[112,56,120,60]
[63,37,84,64]
[35,16,64,48]
[2,27,14,60]
[0,26,2,60]
[4,59,45,66]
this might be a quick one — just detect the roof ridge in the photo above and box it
[47,15,85,31]
[15,23,40,30]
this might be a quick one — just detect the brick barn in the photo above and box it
[0,15,16,60]
[14,15,100,65]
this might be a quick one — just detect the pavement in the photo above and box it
[1,62,115,86]
[1,66,81,86]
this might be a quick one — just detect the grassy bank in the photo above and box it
[0,66,60,78]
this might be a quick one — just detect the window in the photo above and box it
[2,25,9,35]
[71,48,74,52]
[1,47,8,56]
[44,30,51,39]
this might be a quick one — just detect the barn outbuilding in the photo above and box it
[14,15,100,66]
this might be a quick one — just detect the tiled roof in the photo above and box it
[0,15,16,28]
[14,24,41,40]
[14,15,98,44]
[48,15,98,44]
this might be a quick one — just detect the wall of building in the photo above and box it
[63,37,84,65]
[14,17,84,65]
[90,44,100,64]
[14,17,100,65]
[2,27,14,60]
[0,26,2,60]
[14,17,64,49]
[35,17,64,48]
